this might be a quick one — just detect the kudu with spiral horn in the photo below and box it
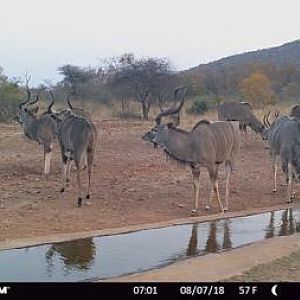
[46,93,97,207]
[263,110,300,202]
[16,87,57,175]
[142,118,239,214]
[150,86,186,148]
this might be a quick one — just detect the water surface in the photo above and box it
[0,208,299,282]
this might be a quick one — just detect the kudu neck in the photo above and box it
[23,114,39,141]
[159,128,196,164]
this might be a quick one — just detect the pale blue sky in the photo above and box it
[0,0,299,86]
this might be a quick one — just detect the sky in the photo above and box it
[0,0,300,86]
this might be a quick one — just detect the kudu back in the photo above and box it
[217,101,265,138]
[55,99,97,207]
[263,111,300,202]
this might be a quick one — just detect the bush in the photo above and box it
[187,97,208,115]
[0,71,22,122]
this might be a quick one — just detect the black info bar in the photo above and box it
[0,282,299,299]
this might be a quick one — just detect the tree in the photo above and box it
[239,71,276,107]
[58,64,96,98]
[108,54,175,119]
[0,67,22,122]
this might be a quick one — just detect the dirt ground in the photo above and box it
[0,118,299,242]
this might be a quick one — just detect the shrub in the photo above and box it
[187,97,208,115]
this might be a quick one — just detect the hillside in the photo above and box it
[191,39,300,72]
[184,39,300,103]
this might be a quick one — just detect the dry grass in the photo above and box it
[35,98,296,130]
[226,249,300,282]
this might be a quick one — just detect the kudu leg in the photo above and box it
[209,168,224,213]
[44,144,52,175]
[76,166,83,207]
[272,155,277,193]
[83,153,88,170]
[60,158,71,193]
[224,161,232,212]
[287,163,295,203]
[86,152,92,201]
[191,167,200,215]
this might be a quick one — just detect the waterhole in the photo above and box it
[0,208,299,281]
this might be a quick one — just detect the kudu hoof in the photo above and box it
[205,205,211,210]
[60,187,65,193]
[223,207,228,212]
[86,194,90,200]
[78,198,83,207]
[272,189,277,193]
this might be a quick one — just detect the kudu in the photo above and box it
[17,88,57,174]
[51,98,97,207]
[152,87,186,148]
[290,105,300,120]
[155,87,187,127]
[66,97,92,120]
[263,111,300,202]
[142,119,239,214]
[217,101,266,140]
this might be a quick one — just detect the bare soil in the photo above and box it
[0,119,298,242]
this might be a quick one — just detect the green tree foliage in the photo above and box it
[58,64,97,98]
[0,67,22,122]
[187,96,208,115]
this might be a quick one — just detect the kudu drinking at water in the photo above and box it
[17,88,57,174]
[217,101,266,141]
[142,116,239,214]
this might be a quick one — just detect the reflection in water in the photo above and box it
[265,211,275,238]
[45,238,96,272]
[186,224,199,256]
[205,223,220,253]
[222,220,232,250]
[0,208,299,282]
[265,208,298,239]
[186,219,232,256]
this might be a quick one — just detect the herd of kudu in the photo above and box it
[16,85,97,207]
[15,84,300,214]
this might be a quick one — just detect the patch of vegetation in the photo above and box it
[187,97,208,115]
[225,249,300,282]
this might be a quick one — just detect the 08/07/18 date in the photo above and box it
[179,285,225,296]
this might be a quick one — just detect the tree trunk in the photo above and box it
[141,101,149,120]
